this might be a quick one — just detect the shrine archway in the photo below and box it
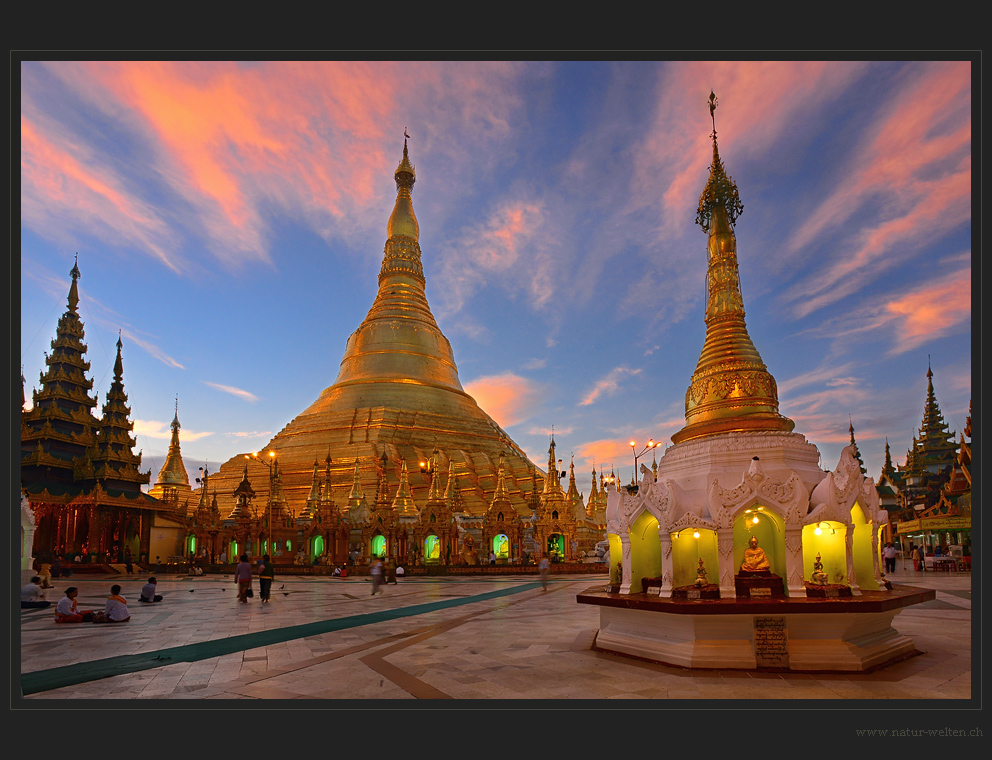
[371,534,386,558]
[547,534,564,560]
[492,533,509,559]
[424,534,441,562]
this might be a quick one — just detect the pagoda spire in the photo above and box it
[150,394,192,505]
[427,446,443,500]
[671,92,794,445]
[493,452,510,502]
[90,334,149,491]
[544,434,562,494]
[392,458,418,516]
[848,419,868,476]
[321,134,466,399]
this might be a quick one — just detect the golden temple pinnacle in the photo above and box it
[670,93,794,445]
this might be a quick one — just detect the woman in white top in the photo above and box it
[55,587,93,623]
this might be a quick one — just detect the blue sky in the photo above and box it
[19,60,972,487]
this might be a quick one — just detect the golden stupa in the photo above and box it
[670,92,795,445]
[204,138,543,516]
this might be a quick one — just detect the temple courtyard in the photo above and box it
[18,567,971,702]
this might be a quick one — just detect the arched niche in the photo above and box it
[733,506,786,587]
[671,528,718,588]
[802,520,847,583]
[424,534,441,562]
[186,535,196,555]
[607,533,622,584]
[629,510,662,594]
[851,502,879,591]
[492,533,509,559]
[312,534,324,560]
[371,534,386,558]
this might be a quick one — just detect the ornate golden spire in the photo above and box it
[318,135,465,397]
[153,396,191,489]
[493,452,509,501]
[671,92,794,445]
[391,458,418,516]
[543,435,562,495]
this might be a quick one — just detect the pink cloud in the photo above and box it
[134,419,213,442]
[580,366,642,406]
[463,372,543,428]
[203,381,259,402]
[20,115,181,272]
[29,61,528,271]
[784,62,971,315]
[884,268,971,355]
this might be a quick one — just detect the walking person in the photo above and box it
[882,542,898,574]
[915,544,927,572]
[370,556,384,595]
[538,557,550,591]
[124,547,133,575]
[257,554,274,603]
[235,554,253,603]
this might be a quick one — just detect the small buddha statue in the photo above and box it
[740,535,771,573]
[810,552,829,585]
[694,558,708,587]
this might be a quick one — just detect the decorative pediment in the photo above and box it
[669,511,717,533]
[708,457,809,527]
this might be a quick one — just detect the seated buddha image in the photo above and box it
[740,535,771,573]
[810,552,829,585]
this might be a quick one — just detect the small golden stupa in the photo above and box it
[670,92,794,445]
[204,137,542,516]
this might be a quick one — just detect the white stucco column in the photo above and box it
[784,526,807,598]
[717,528,736,599]
[619,535,633,594]
[870,520,886,588]
[844,523,862,596]
[659,528,674,597]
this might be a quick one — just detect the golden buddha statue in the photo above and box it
[740,535,771,572]
[694,558,708,587]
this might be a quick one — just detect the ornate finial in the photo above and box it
[696,93,743,232]
[708,90,718,135]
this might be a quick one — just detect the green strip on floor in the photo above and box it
[22,581,542,696]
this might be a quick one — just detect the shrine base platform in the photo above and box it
[577,584,936,672]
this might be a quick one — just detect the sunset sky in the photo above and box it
[19,60,973,489]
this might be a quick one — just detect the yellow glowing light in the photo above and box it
[814,526,822,535]
[629,440,636,447]
[752,515,759,524]
[693,530,700,539]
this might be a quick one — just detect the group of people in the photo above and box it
[234,553,275,603]
[370,556,401,595]
[21,576,166,624]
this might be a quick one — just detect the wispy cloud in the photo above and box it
[225,431,274,439]
[792,264,971,357]
[120,328,185,370]
[20,114,183,273]
[580,366,642,406]
[782,62,971,317]
[133,419,213,441]
[463,372,543,428]
[527,425,574,437]
[439,198,553,316]
[204,382,259,402]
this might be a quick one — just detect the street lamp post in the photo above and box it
[628,439,658,491]
[246,451,276,556]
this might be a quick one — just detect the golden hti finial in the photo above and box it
[708,90,718,134]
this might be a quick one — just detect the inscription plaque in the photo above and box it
[749,587,772,597]
[754,616,789,667]
[687,589,701,599]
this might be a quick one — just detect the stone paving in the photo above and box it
[17,567,973,703]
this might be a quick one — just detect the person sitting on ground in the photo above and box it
[21,576,51,608]
[139,577,163,603]
[96,584,130,623]
[54,587,94,623]
[395,565,405,577]
[332,566,341,577]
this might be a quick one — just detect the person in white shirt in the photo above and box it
[882,543,899,574]
[21,577,51,608]
[100,584,130,623]
[139,577,163,603]
[54,587,94,623]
